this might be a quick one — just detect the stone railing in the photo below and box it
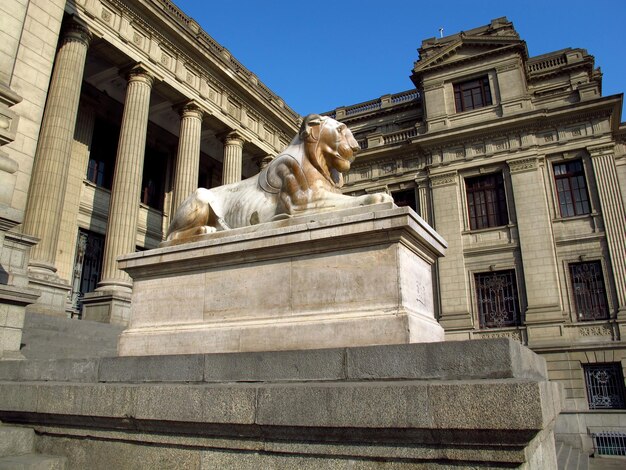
[384,127,418,145]
[526,54,567,74]
[327,89,421,119]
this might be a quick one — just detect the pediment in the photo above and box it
[413,37,525,74]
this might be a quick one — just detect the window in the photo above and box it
[141,147,168,210]
[70,229,105,312]
[475,270,520,328]
[569,261,608,321]
[391,189,417,212]
[454,77,492,112]
[553,160,590,217]
[465,173,508,230]
[87,119,119,189]
[583,363,626,410]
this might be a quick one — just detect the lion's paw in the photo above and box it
[364,193,394,204]
[199,226,217,234]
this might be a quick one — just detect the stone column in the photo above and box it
[23,21,91,275]
[83,65,154,325]
[416,179,431,224]
[588,144,626,320]
[221,132,244,185]
[172,102,203,211]
[507,157,563,331]
[429,171,473,332]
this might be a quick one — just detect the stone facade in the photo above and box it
[2,0,300,326]
[325,17,626,454]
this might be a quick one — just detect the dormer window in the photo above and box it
[454,77,492,112]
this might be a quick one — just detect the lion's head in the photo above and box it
[300,114,359,188]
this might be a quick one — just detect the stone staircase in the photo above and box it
[20,312,125,359]
[557,441,589,470]
[0,423,66,469]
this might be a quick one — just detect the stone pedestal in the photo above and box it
[0,339,561,469]
[117,204,447,356]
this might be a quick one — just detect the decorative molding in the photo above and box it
[588,143,615,157]
[507,157,538,173]
[430,171,457,187]
[578,325,612,337]
[477,330,523,341]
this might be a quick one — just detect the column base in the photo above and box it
[25,265,71,318]
[82,289,131,326]
[0,284,39,360]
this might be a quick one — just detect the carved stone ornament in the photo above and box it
[429,171,457,187]
[166,115,394,242]
[508,157,538,173]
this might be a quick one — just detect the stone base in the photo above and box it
[82,290,131,326]
[0,285,39,360]
[117,204,447,356]
[24,272,71,318]
[0,339,561,469]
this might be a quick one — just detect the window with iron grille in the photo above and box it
[569,261,609,321]
[583,363,626,410]
[475,270,520,328]
[553,160,591,217]
[465,173,508,230]
[454,77,493,112]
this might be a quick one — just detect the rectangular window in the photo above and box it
[584,363,626,410]
[475,270,520,328]
[553,160,590,217]
[454,77,492,112]
[87,118,119,189]
[391,189,417,212]
[465,173,508,230]
[569,261,608,321]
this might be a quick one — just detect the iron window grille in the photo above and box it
[583,363,626,410]
[592,431,626,456]
[553,160,591,217]
[475,270,520,328]
[465,173,508,230]
[569,261,609,321]
[454,77,493,112]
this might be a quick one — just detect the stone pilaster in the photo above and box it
[507,157,563,330]
[22,21,91,276]
[83,65,154,325]
[221,132,244,185]
[588,144,626,320]
[429,170,473,331]
[416,180,431,224]
[172,102,203,212]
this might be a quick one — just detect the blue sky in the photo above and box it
[173,0,625,118]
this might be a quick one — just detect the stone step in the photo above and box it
[0,453,66,470]
[0,425,34,457]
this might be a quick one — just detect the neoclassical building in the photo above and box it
[1,0,299,329]
[325,17,626,453]
[1,0,625,455]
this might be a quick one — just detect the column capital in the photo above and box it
[588,143,615,158]
[222,130,245,147]
[61,20,93,47]
[124,64,156,87]
[177,101,204,120]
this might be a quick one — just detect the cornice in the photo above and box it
[72,0,299,136]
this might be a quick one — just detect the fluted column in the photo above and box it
[23,21,92,274]
[221,132,244,185]
[172,102,203,211]
[98,66,154,291]
[588,144,626,316]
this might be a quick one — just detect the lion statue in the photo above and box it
[165,114,393,242]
